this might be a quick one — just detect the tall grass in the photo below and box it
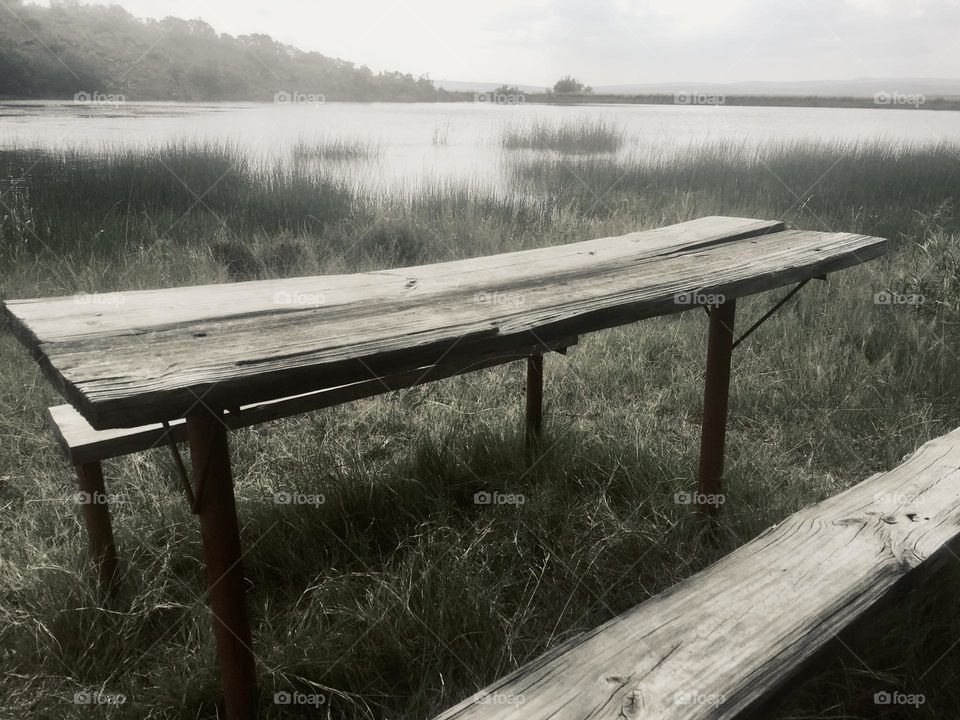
[0,142,354,258]
[508,139,960,240]
[0,143,555,293]
[1,140,959,719]
[502,118,625,154]
[291,136,383,162]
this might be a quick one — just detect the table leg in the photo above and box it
[526,353,544,447]
[186,411,258,720]
[75,460,119,591]
[697,299,737,514]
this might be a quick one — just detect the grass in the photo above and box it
[509,139,960,240]
[291,136,383,162]
[501,117,625,154]
[1,139,960,719]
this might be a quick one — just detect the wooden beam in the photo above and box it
[430,427,960,720]
[75,460,119,591]
[187,410,257,720]
[525,353,544,447]
[46,336,579,465]
[697,299,736,514]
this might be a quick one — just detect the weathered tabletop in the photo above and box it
[2,216,886,430]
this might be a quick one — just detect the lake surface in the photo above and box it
[2,100,958,193]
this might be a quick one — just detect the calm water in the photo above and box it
[2,100,958,193]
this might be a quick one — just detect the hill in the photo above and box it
[0,0,440,102]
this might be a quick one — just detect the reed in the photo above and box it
[501,117,626,154]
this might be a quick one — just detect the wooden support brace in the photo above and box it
[525,353,544,447]
[697,299,737,514]
[186,410,258,720]
[75,460,119,591]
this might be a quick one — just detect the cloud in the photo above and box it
[846,0,959,17]
[30,0,960,85]
[613,0,750,34]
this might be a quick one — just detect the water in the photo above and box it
[2,100,958,193]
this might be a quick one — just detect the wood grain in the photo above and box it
[431,428,960,720]
[47,337,577,464]
[2,217,886,429]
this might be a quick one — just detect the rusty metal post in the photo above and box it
[697,299,737,514]
[186,410,257,720]
[75,460,119,591]
[525,353,544,447]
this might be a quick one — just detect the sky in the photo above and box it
[32,0,960,86]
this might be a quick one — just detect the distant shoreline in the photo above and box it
[3,92,960,112]
[449,91,960,112]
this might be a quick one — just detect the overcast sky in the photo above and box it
[34,0,960,85]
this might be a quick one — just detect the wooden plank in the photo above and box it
[3,218,887,429]
[4,217,782,429]
[5,216,783,342]
[431,428,960,720]
[47,337,578,464]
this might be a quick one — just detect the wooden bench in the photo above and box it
[2,216,889,720]
[432,428,960,719]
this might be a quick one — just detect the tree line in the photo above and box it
[0,0,439,101]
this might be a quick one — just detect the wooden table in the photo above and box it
[1,216,887,719]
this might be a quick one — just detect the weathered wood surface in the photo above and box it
[2,217,886,429]
[47,337,577,464]
[431,428,960,720]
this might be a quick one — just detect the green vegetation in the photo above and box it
[291,137,383,163]
[552,75,593,94]
[491,84,527,96]
[1,140,959,719]
[509,139,960,241]
[501,118,625,154]
[0,0,438,101]
[507,92,960,110]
